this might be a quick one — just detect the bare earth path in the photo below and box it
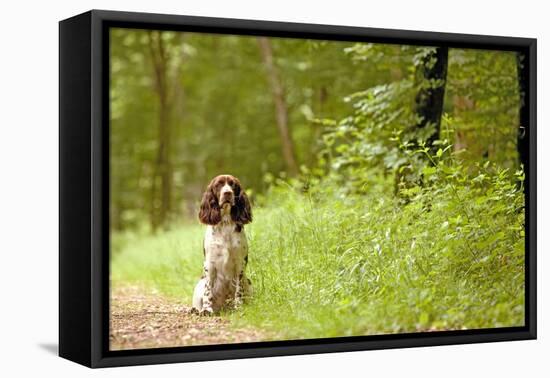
[110,286,269,351]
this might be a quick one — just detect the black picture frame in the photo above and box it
[59,9,537,368]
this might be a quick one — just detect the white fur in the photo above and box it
[192,204,251,314]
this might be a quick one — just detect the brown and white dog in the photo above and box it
[192,175,253,315]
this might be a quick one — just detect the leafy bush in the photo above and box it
[316,46,447,195]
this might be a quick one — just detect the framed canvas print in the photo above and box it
[59,10,537,368]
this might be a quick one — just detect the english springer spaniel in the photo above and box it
[192,175,253,315]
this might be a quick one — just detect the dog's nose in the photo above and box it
[223,191,232,198]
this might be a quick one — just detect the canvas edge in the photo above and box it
[59,11,94,368]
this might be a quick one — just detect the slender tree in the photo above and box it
[257,37,299,176]
[395,47,448,194]
[414,46,449,153]
[147,31,174,231]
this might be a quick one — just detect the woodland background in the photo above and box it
[110,28,527,345]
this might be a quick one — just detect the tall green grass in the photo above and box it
[231,181,524,339]
[111,224,203,300]
[111,170,525,340]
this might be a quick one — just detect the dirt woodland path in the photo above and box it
[110,286,270,350]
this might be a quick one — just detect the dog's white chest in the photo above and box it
[204,223,248,275]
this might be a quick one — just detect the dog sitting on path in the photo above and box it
[192,175,253,315]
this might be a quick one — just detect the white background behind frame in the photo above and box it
[0,0,546,376]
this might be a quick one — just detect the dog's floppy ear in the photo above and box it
[231,183,252,227]
[199,183,221,225]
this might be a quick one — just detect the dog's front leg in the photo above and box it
[200,262,216,316]
[233,271,244,308]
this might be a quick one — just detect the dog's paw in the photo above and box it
[189,307,200,315]
[199,307,214,316]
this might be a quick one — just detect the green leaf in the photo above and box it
[422,166,437,178]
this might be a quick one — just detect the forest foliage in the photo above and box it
[110,28,526,335]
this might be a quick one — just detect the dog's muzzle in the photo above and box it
[220,186,234,205]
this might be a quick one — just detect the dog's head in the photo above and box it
[198,174,252,228]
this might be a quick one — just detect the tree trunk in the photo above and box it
[516,51,529,172]
[257,37,299,176]
[396,47,448,195]
[414,46,449,153]
[148,31,173,232]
